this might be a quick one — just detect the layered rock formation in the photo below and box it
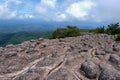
[0,34,120,80]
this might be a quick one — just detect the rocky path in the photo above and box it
[0,34,120,80]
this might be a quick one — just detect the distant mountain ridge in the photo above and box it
[0,19,108,46]
[0,19,107,33]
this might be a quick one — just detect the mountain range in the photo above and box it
[0,19,109,33]
[0,19,109,46]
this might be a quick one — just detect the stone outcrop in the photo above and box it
[0,34,120,80]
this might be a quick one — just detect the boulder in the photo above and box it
[98,67,120,80]
[80,61,99,79]
[109,54,120,65]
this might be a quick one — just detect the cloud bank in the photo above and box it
[0,0,120,22]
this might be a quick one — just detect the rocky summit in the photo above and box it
[0,34,120,80]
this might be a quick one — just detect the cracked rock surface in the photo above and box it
[0,34,120,80]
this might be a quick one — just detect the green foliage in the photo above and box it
[0,31,53,47]
[79,29,90,32]
[106,23,120,35]
[52,26,81,39]
[115,34,120,41]
[94,26,105,34]
[88,29,95,33]
[92,22,120,35]
[66,26,81,37]
[52,28,66,38]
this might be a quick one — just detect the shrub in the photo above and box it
[65,26,81,37]
[106,23,120,35]
[52,28,66,38]
[52,26,81,39]
[94,26,105,34]
[115,34,120,41]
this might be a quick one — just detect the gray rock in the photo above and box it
[37,57,55,67]
[95,50,106,55]
[5,52,17,58]
[80,61,99,79]
[25,48,38,54]
[98,67,120,80]
[38,38,44,41]
[0,34,120,80]
[15,68,45,80]
[109,54,120,65]
[6,44,14,48]
[47,68,77,80]
[40,42,48,48]
[51,51,58,58]
[112,45,119,52]
[30,39,36,42]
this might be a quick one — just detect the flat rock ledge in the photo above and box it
[0,34,120,80]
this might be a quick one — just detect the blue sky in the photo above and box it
[0,0,120,23]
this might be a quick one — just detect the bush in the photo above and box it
[115,34,120,41]
[52,26,81,39]
[52,28,66,38]
[94,26,105,34]
[65,26,81,37]
[106,23,120,35]
[92,22,120,35]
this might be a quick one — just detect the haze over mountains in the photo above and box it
[0,19,109,33]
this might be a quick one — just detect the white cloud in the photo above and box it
[35,0,58,21]
[35,0,57,14]
[0,0,120,22]
[66,0,95,20]
[14,0,22,4]
[8,12,17,18]
[6,0,22,4]
[89,0,120,22]
[35,0,96,21]
[19,14,35,19]
[0,0,22,19]
[34,0,120,22]
[35,5,47,14]
[0,0,36,19]
[0,2,13,19]
[56,13,67,21]
[41,0,56,8]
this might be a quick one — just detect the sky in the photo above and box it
[0,0,120,23]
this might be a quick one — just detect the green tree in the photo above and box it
[52,28,66,38]
[52,26,81,39]
[65,26,81,37]
[106,22,120,35]
[115,34,120,41]
[94,26,105,34]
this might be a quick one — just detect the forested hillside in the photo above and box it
[0,31,53,47]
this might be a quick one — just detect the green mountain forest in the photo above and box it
[0,31,53,47]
